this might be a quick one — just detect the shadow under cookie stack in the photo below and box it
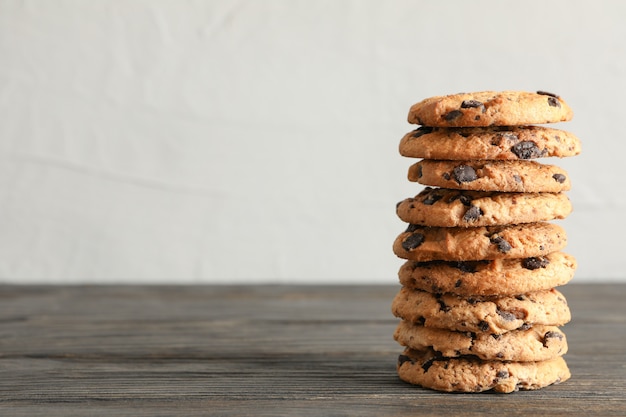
[391,90,580,393]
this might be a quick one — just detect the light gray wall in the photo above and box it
[0,0,622,283]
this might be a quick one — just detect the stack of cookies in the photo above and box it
[391,91,581,393]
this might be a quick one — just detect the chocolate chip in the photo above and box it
[422,190,443,205]
[553,173,566,183]
[478,321,489,331]
[444,110,463,121]
[496,370,509,379]
[490,236,512,253]
[461,100,484,109]
[417,164,423,178]
[455,279,462,288]
[547,96,561,107]
[537,90,559,98]
[543,331,564,347]
[522,256,550,270]
[442,172,450,180]
[449,193,472,207]
[437,297,450,312]
[497,309,517,322]
[450,260,488,273]
[412,126,434,138]
[421,357,435,372]
[398,354,414,366]
[402,233,425,251]
[462,205,483,222]
[511,141,546,159]
[452,165,477,183]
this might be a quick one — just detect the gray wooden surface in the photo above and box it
[0,284,624,416]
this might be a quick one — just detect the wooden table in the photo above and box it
[0,284,624,416]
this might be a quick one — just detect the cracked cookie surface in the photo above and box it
[408,159,571,193]
[396,187,571,227]
[399,125,581,160]
[394,322,567,362]
[392,287,571,334]
[393,222,567,262]
[397,251,576,296]
[397,348,570,393]
[407,90,573,127]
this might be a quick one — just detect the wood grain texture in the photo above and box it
[0,284,624,416]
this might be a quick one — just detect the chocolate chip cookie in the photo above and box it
[396,187,571,227]
[408,159,571,193]
[393,222,567,262]
[397,252,576,296]
[394,322,567,362]
[399,125,581,160]
[397,347,570,393]
[407,90,573,127]
[391,287,571,334]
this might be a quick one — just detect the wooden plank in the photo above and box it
[0,284,624,416]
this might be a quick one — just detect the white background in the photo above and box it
[0,0,624,284]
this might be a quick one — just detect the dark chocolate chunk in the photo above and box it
[547,96,561,107]
[449,193,473,206]
[412,126,434,138]
[522,256,550,270]
[452,165,478,183]
[497,309,518,322]
[398,354,414,366]
[543,331,564,347]
[537,90,559,98]
[461,100,484,109]
[496,370,509,380]
[553,173,566,183]
[511,141,546,159]
[450,260,489,273]
[478,321,489,332]
[462,205,483,222]
[490,236,512,253]
[436,297,450,313]
[421,357,435,372]
[417,164,423,178]
[444,110,463,121]
[454,279,462,288]
[422,190,443,205]
[402,233,425,251]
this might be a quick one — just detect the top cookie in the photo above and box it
[408,91,573,127]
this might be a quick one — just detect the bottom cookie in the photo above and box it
[397,348,570,393]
